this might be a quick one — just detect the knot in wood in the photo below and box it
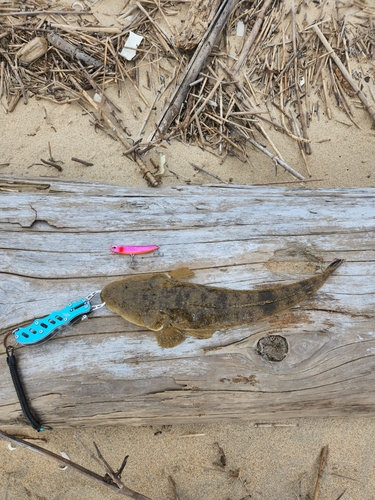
[256,335,288,362]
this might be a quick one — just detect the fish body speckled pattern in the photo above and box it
[101,259,344,348]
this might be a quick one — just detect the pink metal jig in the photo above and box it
[110,245,159,256]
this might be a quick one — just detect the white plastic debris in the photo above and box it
[299,76,305,87]
[71,1,84,9]
[120,32,144,61]
[158,153,167,175]
[93,92,102,103]
[236,20,245,37]
[8,443,16,451]
[59,451,71,471]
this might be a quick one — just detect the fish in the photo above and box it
[100,258,343,348]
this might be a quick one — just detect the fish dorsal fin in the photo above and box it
[155,326,186,348]
[168,267,195,280]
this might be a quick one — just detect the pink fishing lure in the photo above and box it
[110,245,159,255]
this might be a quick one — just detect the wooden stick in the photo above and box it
[189,162,228,183]
[291,1,311,155]
[0,10,87,16]
[50,23,122,34]
[7,90,21,113]
[136,89,161,141]
[312,445,329,500]
[229,124,305,180]
[0,430,152,500]
[0,61,4,99]
[168,476,180,500]
[40,158,63,172]
[322,77,332,119]
[98,37,109,121]
[231,0,273,76]
[312,24,375,123]
[71,157,94,166]
[151,0,240,139]
[47,32,108,70]
[253,178,323,186]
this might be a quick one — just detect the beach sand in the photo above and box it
[1,0,375,498]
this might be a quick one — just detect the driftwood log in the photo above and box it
[0,176,374,429]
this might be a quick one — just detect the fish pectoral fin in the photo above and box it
[155,326,186,348]
[168,267,195,280]
[186,328,216,339]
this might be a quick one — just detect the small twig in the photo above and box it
[322,77,332,119]
[50,23,122,34]
[116,454,129,479]
[291,1,311,155]
[136,89,161,141]
[7,90,21,113]
[254,422,299,427]
[335,489,347,500]
[253,178,322,186]
[312,445,329,500]
[76,436,152,499]
[40,158,63,172]
[0,10,87,16]
[0,61,4,99]
[229,125,305,180]
[92,441,125,490]
[214,442,227,468]
[47,32,109,70]
[122,139,143,155]
[48,142,53,161]
[0,430,152,499]
[189,162,228,183]
[98,37,109,121]
[71,157,94,166]
[168,476,180,500]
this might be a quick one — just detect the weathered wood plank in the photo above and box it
[0,176,374,428]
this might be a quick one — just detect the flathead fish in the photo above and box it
[101,258,343,348]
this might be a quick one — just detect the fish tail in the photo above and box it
[223,258,344,326]
[295,257,343,300]
[324,258,344,273]
[303,258,343,289]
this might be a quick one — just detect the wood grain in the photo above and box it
[0,176,374,428]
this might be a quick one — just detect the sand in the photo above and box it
[1,0,375,498]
